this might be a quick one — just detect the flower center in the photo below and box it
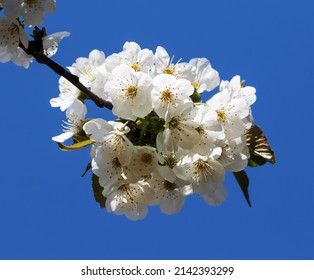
[163,181,177,191]
[131,63,140,72]
[118,185,135,203]
[26,0,39,7]
[196,125,205,135]
[124,85,137,99]
[163,67,175,75]
[216,109,227,124]
[141,153,153,164]
[160,89,173,103]
[164,153,178,168]
[9,23,19,37]
[112,134,124,151]
[194,158,213,182]
[169,117,180,130]
[112,157,121,168]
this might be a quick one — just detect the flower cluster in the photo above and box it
[51,42,257,221]
[0,0,69,68]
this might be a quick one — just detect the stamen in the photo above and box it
[194,158,213,182]
[164,153,178,168]
[131,63,140,72]
[160,88,173,103]
[141,153,153,164]
[163,181,177,191]
[216,109,227,124]
[196,125,205,135]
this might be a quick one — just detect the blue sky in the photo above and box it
[0,0,313,259]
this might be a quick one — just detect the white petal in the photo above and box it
[160,191,184,214]
[52,131,74,143]
[202,185,228,206]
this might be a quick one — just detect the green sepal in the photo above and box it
[190,88,201,103]
[124,112,165,147]
[72,133,89,144]
[233,170,251,207]
[56,139,93,151]
[92,174,106,208]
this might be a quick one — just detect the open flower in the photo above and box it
[50,76,81,111]
[68,49,106,88]
[105,41,154,73]
[0,17,28,53]
[3,0,56,27]
[174,151,225,196]
[187,58,220,93]
[52,99,87,143]
[147,172,192,215]
[193,105,224,155]
[105,181,154,221]
[104,65,153,120]
[83,118,134,166]
[152,74,194,118]
[161,100,201,150]
[216,135,249,172]
[152,46,193,78]
[206,76,256,139]
[0,17,31,67]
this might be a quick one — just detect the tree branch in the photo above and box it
[19,42,113,110]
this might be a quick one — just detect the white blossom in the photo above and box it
[91,144,127,194]
[105,181,154,221]
[187,58,220,93]
[0,17,28,53]
[12,48,32,68]
[151,74,194,118]
[0,17,31,67]
[206,75,256,139]
[83,118,133,166]
[193,105,224,155]
[3,0,56,27]
[152,46,193,78]
[52,99,87,143]
[105,41,154,73]
[162,100,201,150]
[50,76,81,111]
[104,65,153,120]
[217,135,249,172]
[147,172,192,215]
[68,49,106,88]
[127,146,158,178]
[174,151,225,196]
[90,64,112,100]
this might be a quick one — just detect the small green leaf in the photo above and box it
[233,170,251,207]
[56,139,93,151]
[92,174,106,208]
[248,153,268,167]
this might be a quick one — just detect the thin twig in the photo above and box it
[19,42,113,110]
